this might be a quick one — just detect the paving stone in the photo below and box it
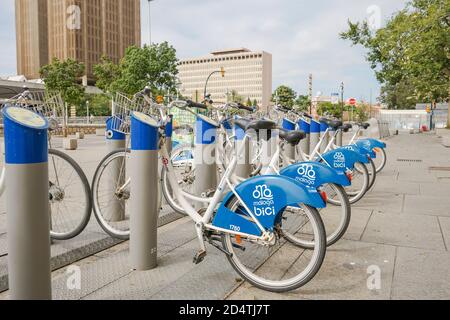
[391,247,450,299]
[228,240,396,300]
[419,182,450,197]
[403,195,450,217]
[353,193,404,214]
[438,217,450,251]
[361,212,446,251]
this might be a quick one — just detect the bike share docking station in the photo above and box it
[194,114,219,208]
[282,118,297,161]
[234,116,252,179]
[299,118,310,157]
[320,121,330,153]
[106,117,126,222]
[310,119,321,155]
[129,112,160,270]
[2,106,52,300]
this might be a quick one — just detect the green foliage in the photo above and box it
[94,42,179,96]
[316,102,343,118]
[340,0,450,107]
[253,99,258,106]
[229,90,244,104]
[93,56,121,93]
[40,58,85,106]
[78,94,111,117]
[379,80,418,109]
[272,85,297,108]
[246,97,252,106]
[295,95,311,111]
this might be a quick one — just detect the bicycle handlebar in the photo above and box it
[186,100,208,110]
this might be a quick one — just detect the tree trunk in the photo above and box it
[448,86,450,129]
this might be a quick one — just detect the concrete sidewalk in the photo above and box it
[1,132,450,300]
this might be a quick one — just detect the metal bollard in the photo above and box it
[310,119,321,154]
[299,118,310,157]
[320,122,329,153]
[193,114,218,208]
[129,112,160,270]
[165,115,174,156]
[106,117,126,222]
[282,118,296,162]
[3,107,51,300]
[336,130,343,146]
[234,117,252,178]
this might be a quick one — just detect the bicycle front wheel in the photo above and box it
[221,198,326,292]
[91,148,131,240]
[48,149,92,240]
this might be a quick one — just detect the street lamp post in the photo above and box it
[203,68,225,101]
[86,101,90,124]
[148,0,154,46]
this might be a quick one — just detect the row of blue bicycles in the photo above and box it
[90,89,388,292]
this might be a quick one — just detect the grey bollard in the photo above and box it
[165,115,174,156]
[106,117,126,222]
[234,117,252,178]
[129,112,160,270]
[281,118,296,162]
[336,130,343,146]
[320,122,329,153]
[3,106,51,300]
[193,114,218,207]
[260,129,277,174]
[310,120,321,154]
[299,119,310,158]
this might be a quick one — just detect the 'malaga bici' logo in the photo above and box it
[333,152,346,168]
[252,184,275,217]
[296,164,316,186]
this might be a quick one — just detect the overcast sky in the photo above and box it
[0,0,408,100]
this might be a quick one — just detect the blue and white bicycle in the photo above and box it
[91,97,328,292]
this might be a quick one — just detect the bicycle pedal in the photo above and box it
[193,250,207,264]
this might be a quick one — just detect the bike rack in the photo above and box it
[193,114,218,209]
[234,116,252,179]
[282,118,297,161]
[106,117,126,222]
[129,112,160,270]
[3,106,51,300]
[320,121,330,153]
[310,119,321,155]
[299,118,310,157]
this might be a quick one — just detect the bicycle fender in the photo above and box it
[355,138,386,151]
[321,148,369,173]
[280,162,351,188]
[212,175,326,236]
[342,144,377,160]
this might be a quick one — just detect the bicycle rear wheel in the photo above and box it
[48,149,92,240]
[221,197,326,292]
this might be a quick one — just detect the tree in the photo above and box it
[93,56,121,93]
[253,99,258,107]
[229,90,244,103]
[272,85,297,108]
[340,0,450,123]
[295,94,311,111]
[78,94,112,117]
[317,102,342,118]
[379,80,417,109]
[40,58,85,106]
[94,41,179,96]
[246,97,252,106]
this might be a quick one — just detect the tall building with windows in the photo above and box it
[178,48,272,110]
[15,0,141,83]
[15,0,49,80]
